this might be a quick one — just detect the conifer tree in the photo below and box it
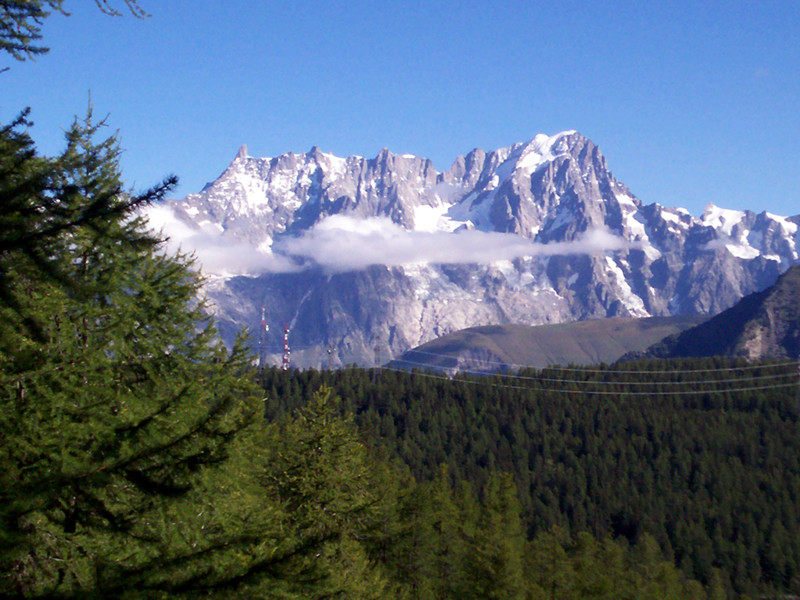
[0,1,63,62]
[466,472,526,600]
[0,1,150,73]
[525,526,575,600]
[0,110,262,598]
[239,386,393,598]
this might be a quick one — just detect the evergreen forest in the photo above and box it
[259,361,800,598]
[2,2,799,598]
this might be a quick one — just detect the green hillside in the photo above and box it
[392,315,707,372]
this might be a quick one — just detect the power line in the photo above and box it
[390,357,798,387]
[399,348,799,375]
[378,364,800,398]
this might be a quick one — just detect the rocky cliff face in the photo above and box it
[148,132,800,367]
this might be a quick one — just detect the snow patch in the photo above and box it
[702,203,745,236]
[725,243,760,259]
[617,194,661,260]
[659,209,687,227]
[447,191,495,232]
[413,203,469,233]
[766,212,798,235]
[616,193,637,208]
[604,256,648,316]
[319,152,348,180]
[506,131,575,177]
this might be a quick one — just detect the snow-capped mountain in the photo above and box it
[147,131,800,367]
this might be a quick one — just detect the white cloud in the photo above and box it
[278,215,632,273]
[145,209,633,276]
[144,205,301,276]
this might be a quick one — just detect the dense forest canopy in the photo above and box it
[259,360,800,597]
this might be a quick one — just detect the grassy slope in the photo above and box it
[392,315,707,371]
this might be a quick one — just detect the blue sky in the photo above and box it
[2,1,799,217]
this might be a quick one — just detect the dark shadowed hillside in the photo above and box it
[639,265,800,360]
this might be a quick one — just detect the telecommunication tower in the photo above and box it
[373,343,381,382]
[327,344,336,371]
[258,304,269,367]
[282,323,291,371]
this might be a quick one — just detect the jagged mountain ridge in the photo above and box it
[151,131,800,367]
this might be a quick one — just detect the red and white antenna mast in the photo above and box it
[259,304,269,367]
[282,323,291,371]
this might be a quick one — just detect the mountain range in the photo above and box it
[146,131,800,367]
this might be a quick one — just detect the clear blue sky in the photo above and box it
[2,1,799,217]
